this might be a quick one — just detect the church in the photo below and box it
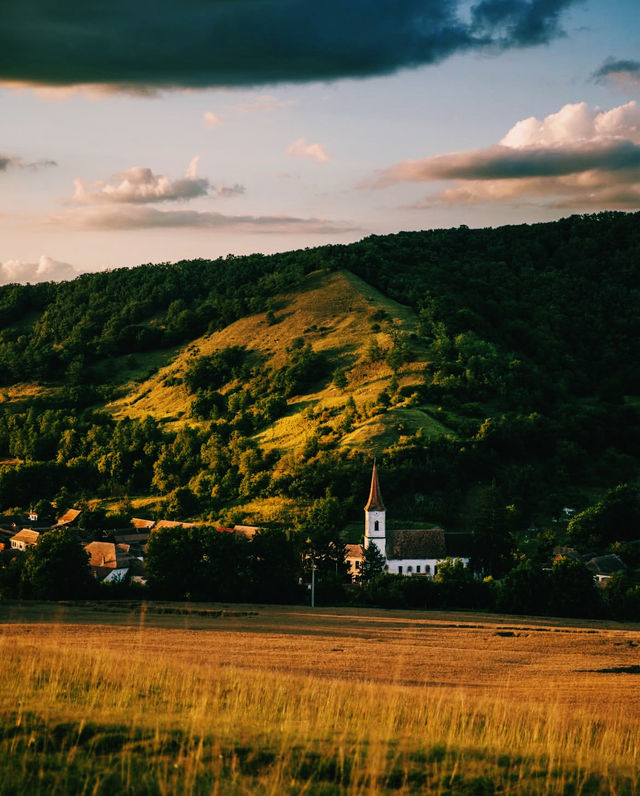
[345,462,472,580]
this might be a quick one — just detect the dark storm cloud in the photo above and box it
[593,58,640,88]
[0,0,579,89]
[381,139,640,183]
[470,0,575,46]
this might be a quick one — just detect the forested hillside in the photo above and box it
[0,212,638,535]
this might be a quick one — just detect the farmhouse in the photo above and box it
[10,528,41,551]
[84,541,133,582]
[361,462,471,577]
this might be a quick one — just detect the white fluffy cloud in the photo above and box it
[286,138,329,163]
[0,255,79,284]
[377,101,640,209]
[73,157,211,204]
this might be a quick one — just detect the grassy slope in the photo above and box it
[106,269,451,454]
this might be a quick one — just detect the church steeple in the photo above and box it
[364,460,386,559]
[364,459,385,511]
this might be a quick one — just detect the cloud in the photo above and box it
[0,0,580,90]
[0,153,57,171]
[376,101,640,209]
[0,255,79,284]
[50,205,356,234]
[72,157,213,204]
[203,111,222,129]
[286,138,329,163]
[593,59,640,93]
[1,80,161,100]
[215,184,245,198]
[229,95,295,112]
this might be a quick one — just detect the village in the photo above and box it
[0,463,631,603]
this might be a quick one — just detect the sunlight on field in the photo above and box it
[1,604,639,794]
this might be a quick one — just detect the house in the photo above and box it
[345,543,364,579]
[10,528,41,551]
[54,508,81,527]
[359,462,471,578]
[131,517,155,531]
[84,541,132,582]
[585,554,627,585]
[232,524,260,539]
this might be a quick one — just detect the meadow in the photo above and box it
[1,602,639,795]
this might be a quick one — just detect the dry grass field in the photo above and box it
[1,602,639,795]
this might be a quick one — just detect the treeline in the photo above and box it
[333,212,640,409]
[0,253,310,383]
[0,212,638,404]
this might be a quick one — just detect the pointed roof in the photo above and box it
[364,461,385,512]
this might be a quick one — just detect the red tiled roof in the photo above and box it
[56,508,81,526]
[131,518,155,530]
[345,543,364,560]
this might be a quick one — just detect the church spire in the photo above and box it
[364,459,385,512]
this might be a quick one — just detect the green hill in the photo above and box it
[0,212,638,529]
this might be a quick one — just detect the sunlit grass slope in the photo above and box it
[107,269,444,453]
[1,603,639,795]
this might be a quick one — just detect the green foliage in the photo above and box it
[19,529,94,600]
[471,483,516,577]
[298,496,348,578]
[183,347,246,393]
[332,368,348,391]
[495,560,549,615]
[567,485,640,551]
[145,524,303,604]
[361,542,386,582]
[145,525,250,602]
[548,557,602,618]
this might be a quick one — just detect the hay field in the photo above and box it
[1,602,639,795]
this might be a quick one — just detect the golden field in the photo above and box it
[1,602,639,794]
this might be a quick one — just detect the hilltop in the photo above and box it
[105,269,449,453]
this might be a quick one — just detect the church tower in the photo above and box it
[364,460,386,559]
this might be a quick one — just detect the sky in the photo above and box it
[0,0,639,283]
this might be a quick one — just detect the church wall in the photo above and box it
[386,556,470,577]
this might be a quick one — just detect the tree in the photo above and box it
[548,557,601,618]
[471,483,515,577]
[248,528,301,603]
[495,559,550,615]
[361,542,386,582]
[20,529,93,600]
[298,496,348,578]
[567,485,640,551]
[332,368,348,391]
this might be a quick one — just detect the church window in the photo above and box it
[425,564,430,574]
[398,565,403,574]
[407,566,412,573]
[416,565,421,573]
[374,520,379,531]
